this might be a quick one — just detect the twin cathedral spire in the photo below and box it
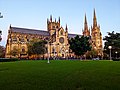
[83,9,99,37]
[82,9,103,56]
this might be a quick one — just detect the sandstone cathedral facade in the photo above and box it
[5,9,103,59]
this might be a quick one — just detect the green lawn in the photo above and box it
[0,60,120,90]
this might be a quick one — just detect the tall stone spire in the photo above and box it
[83,13,90,36]
[93,8,97,27]
[91,9,103,57]
[84,13,88,31]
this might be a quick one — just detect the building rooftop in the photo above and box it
[11,27,81,38]
[11,27,50,36]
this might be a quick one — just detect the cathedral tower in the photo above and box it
[91,9,103,57]
[47,15,69,58]
[47,15,60,36]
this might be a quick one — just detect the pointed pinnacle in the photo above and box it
[85,13,87,24]
[65,24,68,31]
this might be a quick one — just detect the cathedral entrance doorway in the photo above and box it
[60,47,66,58]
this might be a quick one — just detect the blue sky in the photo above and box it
[0,0,120,46]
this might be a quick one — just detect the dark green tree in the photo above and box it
[85,49,98,59]
[69,35,91,57]
[32,40,47,55]
[27,40,47,58]
[27,39,40,55]
[0,45,5,58]
[103,31,120,58]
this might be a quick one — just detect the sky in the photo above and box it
[0,0,120,46]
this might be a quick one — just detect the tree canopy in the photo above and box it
[0,45,5,58]
[27,40,47,56]
[103,31,120,58]
[69,35,91,57]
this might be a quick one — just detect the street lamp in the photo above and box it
[108,46,112,60]
[47,41,50,63]
[9,38,12,58]
[115,51,118,59]
[65,50,68,60]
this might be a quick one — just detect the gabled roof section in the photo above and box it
[11,27,49,36]
[68,33,81,38]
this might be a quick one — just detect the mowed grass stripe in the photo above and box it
[0,60,120,90]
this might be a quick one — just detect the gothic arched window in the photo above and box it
[21,46,25,53]
[12,36,17,42]
[60,30,63,35]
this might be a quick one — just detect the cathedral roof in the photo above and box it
[68,33,81,38]
[11,27,50,36]
[10,27,81,38]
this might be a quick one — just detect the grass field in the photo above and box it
[0,60,120,90]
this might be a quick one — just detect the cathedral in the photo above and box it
[5,9,103,59]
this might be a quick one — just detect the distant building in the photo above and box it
[5,9,103,59]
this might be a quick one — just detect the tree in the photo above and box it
[27,39,40,55]
[32,40,47,55]
[85,49,98,59]
[103,31,120,58]
[0,45,5,58]
[27,40,47,59]
[69,35,91,57]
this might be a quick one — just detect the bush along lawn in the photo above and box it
[0,60,120,90]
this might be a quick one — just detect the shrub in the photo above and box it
[112,58,120,61]
[0,58,19,62]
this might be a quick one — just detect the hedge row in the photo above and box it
[112,58,120,61]
[0,58,19,62]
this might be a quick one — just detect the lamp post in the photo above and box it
[115,51,118,59]
[47,41,50,63]
[65,50,68,60]
[9,38,11,58]
[108,46,112,60]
